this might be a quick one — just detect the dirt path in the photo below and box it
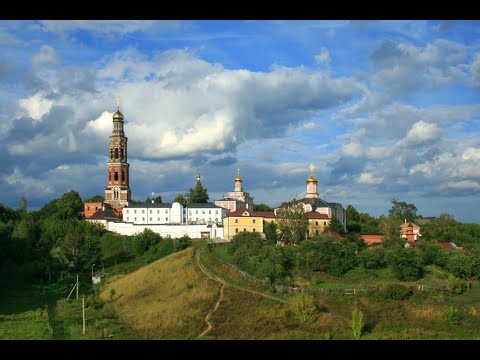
[196,283,224,339]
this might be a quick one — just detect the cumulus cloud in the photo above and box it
[17,92,54,120]
[3,167,54,198]
[400,121,441,146]
[315,47,330,67]
[358,172,384,185]
[32,45,60,69]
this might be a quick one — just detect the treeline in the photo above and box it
[0,191,191,290]
[224,231,480,290]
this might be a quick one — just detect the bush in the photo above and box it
[446,275,468,295]
[385,248,423,281]
[381,283,413,300]
[444,305,462,326]
[352,307,365,339]
[357,248,386,269]
[290,294,317,323]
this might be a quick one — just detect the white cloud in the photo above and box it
[315,47,330,67]
[0,28,19,45]
[341,142,363,157]
[462,147,480,161]
[401,121,440,146]
[301,121,317,129]
[471,53,480,88]
[3,167,54,197]
[32,45,60,69]
[446,180,480,190]
[274,162,309,175]
[38,20,179,36]
[17,92,53,120]
[358,172,384,185]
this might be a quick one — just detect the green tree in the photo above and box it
[134,228,162,255]
[421,214,457,242]
[173,193,187,205]
[277,200,309,245]
[352,307,365,339]
[264,221,278,243]
[388,199,417,222]
[253,203,274,212]
[154,195,162,203]
[385,248,423,281]
[326,217,344,234]
[188,178,209,204]
[84,195,104,202]
[18,196,27,211]
[145,196,152,204]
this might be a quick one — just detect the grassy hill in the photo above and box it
[100,247,220,339]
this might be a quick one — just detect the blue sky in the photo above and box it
[1,20,480,222]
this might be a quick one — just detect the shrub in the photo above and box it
[385,248,423,281]
[352,307,365,339]
[381,283,413,300]
[290,293,317,323]
[109,288,116,301]
[447,275,468,295]
[357,248,386,269]
[444,305,462,326]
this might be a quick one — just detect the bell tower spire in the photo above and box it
[305,163,320,199]
[105,99,131,207]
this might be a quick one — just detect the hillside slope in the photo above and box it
[101,247,220,339]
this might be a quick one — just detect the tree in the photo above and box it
[188,179,209,204]
[253,203,274,212]
[421,214,457,242]
[346,204,360,232]
[173,193,187,205]
[388,199,417,222]
[264,221,278,243]
[145,196,152,204]
[326,217,344,234]
[84,195,104,202]
[154,195,162,204]
[385,248,423,281]
[19,196,27,211]
[277,200,309,245]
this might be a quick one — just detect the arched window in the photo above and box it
[122,172,125,181]
[120,148,124,159]
[110,149,113,159]
[114,148,119,159]
[109,172,111,181]
[114,172,118,181]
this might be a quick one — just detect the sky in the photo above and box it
[1,20,480,222]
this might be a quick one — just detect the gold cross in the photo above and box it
[116,96,120,110]
[309,163,315,174]
[237,167,240,176]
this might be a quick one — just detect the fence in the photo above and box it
[205,242,449,295]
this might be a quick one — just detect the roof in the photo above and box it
[360,233,384,236]
[306,211,330,219]
[187,203,224,209]
[88,205,119,220]
[324,231,343,241]
[126,203,173,208]
[437,242,464,250]
[226,209,276,218]
[297,197,340,210]
[400,222,420,228]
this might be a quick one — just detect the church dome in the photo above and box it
[306,175,318,183]
[113,110,124,122]
[235,175,243,182]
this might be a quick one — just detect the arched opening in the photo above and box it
[109,172,111,181]
[110,149,113,159]
[122,172,125,182]
[120,148,124,160]
[114,172,118,181]
[114,148,119,159]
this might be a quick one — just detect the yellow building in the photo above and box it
[223,209,276,241]
[307,211,331,237]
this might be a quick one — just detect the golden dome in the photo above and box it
[306,175,318,183]
[113,110,124,122]
[235,175,243,182]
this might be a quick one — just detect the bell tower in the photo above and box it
[104,98,131,207]
[305,163,320,199]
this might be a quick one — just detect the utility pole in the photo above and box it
[82,295,85,335]
[76,274,79,300]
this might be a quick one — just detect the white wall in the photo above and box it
[104,221,224,239]
[186,206,225,224]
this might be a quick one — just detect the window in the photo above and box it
[150,217,152,221]
[114,148,119,159]
[134,210,137,214]
[196,210,198,214]
[166,217,168,221]
[157,210,160,214]
[253,228,256,232]
[215,218,218,221]
[134,217,137,221]
[189,211,192,215]
[324,221,327,226]
[109,172,111,181]
[122,172,125,181]
[150,210,152,214]
[142,217,145,221]
[235,219,238,223]
[126,217,129,221]
[209,210,211,214]
[196,217,198,221]
[253,219,256,224]
[316,230,319,235]
[120,148,124,159]
[235,228,239,234]
[209,218,211,221]
[114,172,118,181]
[142,210,145,214]
[157,217,160,221]
[243,228,246,232]
[202,210,205,214]
[126,210,129,214]
[165,210,168,214]
[215,210,218,214]
[315,221,318,225]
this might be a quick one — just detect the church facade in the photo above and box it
[215,168,254,212]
